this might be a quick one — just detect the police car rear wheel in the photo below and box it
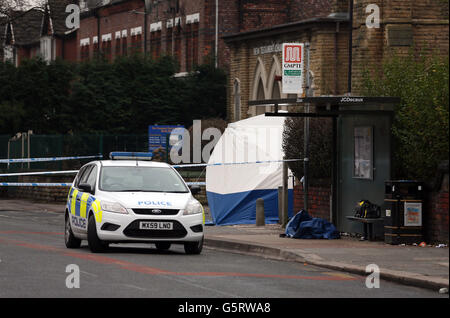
[88,214,109,253]
[184,237,203,255]
[155,242,171,251]
[65,214,81,248]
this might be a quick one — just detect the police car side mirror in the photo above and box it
[79,183,94,194]
[189,185,201,195]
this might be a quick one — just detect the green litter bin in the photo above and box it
[384,180,424,245]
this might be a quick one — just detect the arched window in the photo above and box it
[271,80,281,100]
[251,57,268,116]
[255,78,266,115]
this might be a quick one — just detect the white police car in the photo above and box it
[64,152,204,254]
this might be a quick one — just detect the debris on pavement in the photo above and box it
[439,288,448,294]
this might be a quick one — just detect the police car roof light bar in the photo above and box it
[109,152,153,161]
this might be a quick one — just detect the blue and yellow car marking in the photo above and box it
[67,187,102,224]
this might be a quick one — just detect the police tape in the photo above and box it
[0,182,73,187]
[172,158,304,168]
[0,158,303,177]
[0,182,206,187]
[0,170,79,177]
[0,154,102,164]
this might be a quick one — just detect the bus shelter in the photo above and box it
[249,96,400,235]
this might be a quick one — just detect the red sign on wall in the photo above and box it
[283,44,302,63]
[282,43,304,94]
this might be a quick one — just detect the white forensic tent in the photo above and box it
[206,112,294,225]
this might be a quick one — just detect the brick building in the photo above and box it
[351,0,449,94]
[76,0,340,73]
[1,0,78,66]
[2,8,43,66]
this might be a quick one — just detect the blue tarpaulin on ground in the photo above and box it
[285,210,340,239]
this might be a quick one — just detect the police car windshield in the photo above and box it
[99,166,189,193]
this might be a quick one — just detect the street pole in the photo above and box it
[347,0,353,95]
[303,43,310,212]
[282,156,289,228]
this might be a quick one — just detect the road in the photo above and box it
[0,208,445,299]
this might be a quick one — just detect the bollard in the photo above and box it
[256,198,265,226]
[278,186,283,224]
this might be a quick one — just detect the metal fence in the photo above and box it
[0,134,149,172]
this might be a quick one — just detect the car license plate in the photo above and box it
[139,221,173,230]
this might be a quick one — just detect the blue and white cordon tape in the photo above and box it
[172,158,303,168]
[0,170,79,177]
[0,182,205,187]
[0,154,102,164]
[0,157,300,187]
[0,182,73,187]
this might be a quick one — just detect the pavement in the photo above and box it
[1,198,449,293]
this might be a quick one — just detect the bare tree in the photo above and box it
[0,0,45,18]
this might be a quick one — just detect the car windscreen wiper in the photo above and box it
[164,190,190,193]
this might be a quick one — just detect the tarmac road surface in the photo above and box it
[0,208,446,299]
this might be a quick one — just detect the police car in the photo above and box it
[64,152,204,254]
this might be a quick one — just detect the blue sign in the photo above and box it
[148,125,184,153]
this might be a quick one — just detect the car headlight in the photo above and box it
[100,201,128,214]
[183,198,203,215]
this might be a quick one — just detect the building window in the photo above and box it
[40,36,52,63]
[102,40,112,61]
[4,45,14,63]
[192,22,199,67]
[101,34,112,61]
[81,45,90,61]
[130,27,143,54]
[166,21,173,56]
[122,37,127,56]
[80,38,90,61]
[131,34,142,53]
[174,24,181,66]
[184,13,199,72]
[150,30,161,60]
[353,126,373,180]
[93,36,99,58]
[185,23,192,72]
[115,38,121,57]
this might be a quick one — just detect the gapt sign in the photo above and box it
[282,43,304,95]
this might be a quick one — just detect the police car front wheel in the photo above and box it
[184,237,203,255]
[88,214,109,253]
[65,213,81,248]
